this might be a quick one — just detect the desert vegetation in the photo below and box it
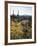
[10,11,32,39]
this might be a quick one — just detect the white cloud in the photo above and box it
[10,9,32,15]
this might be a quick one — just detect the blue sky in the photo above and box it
[10,6,32,16]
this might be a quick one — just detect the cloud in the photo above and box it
[10,6,32,15]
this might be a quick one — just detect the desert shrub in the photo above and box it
[10,16,32,39]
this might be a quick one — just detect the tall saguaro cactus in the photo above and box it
[12,10,15,21]
[17,10,20,22]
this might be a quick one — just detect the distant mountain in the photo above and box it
[10,14,32,21]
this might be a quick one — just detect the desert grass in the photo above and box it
[10,20,32,39]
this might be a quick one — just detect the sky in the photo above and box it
[10,6,32,16]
